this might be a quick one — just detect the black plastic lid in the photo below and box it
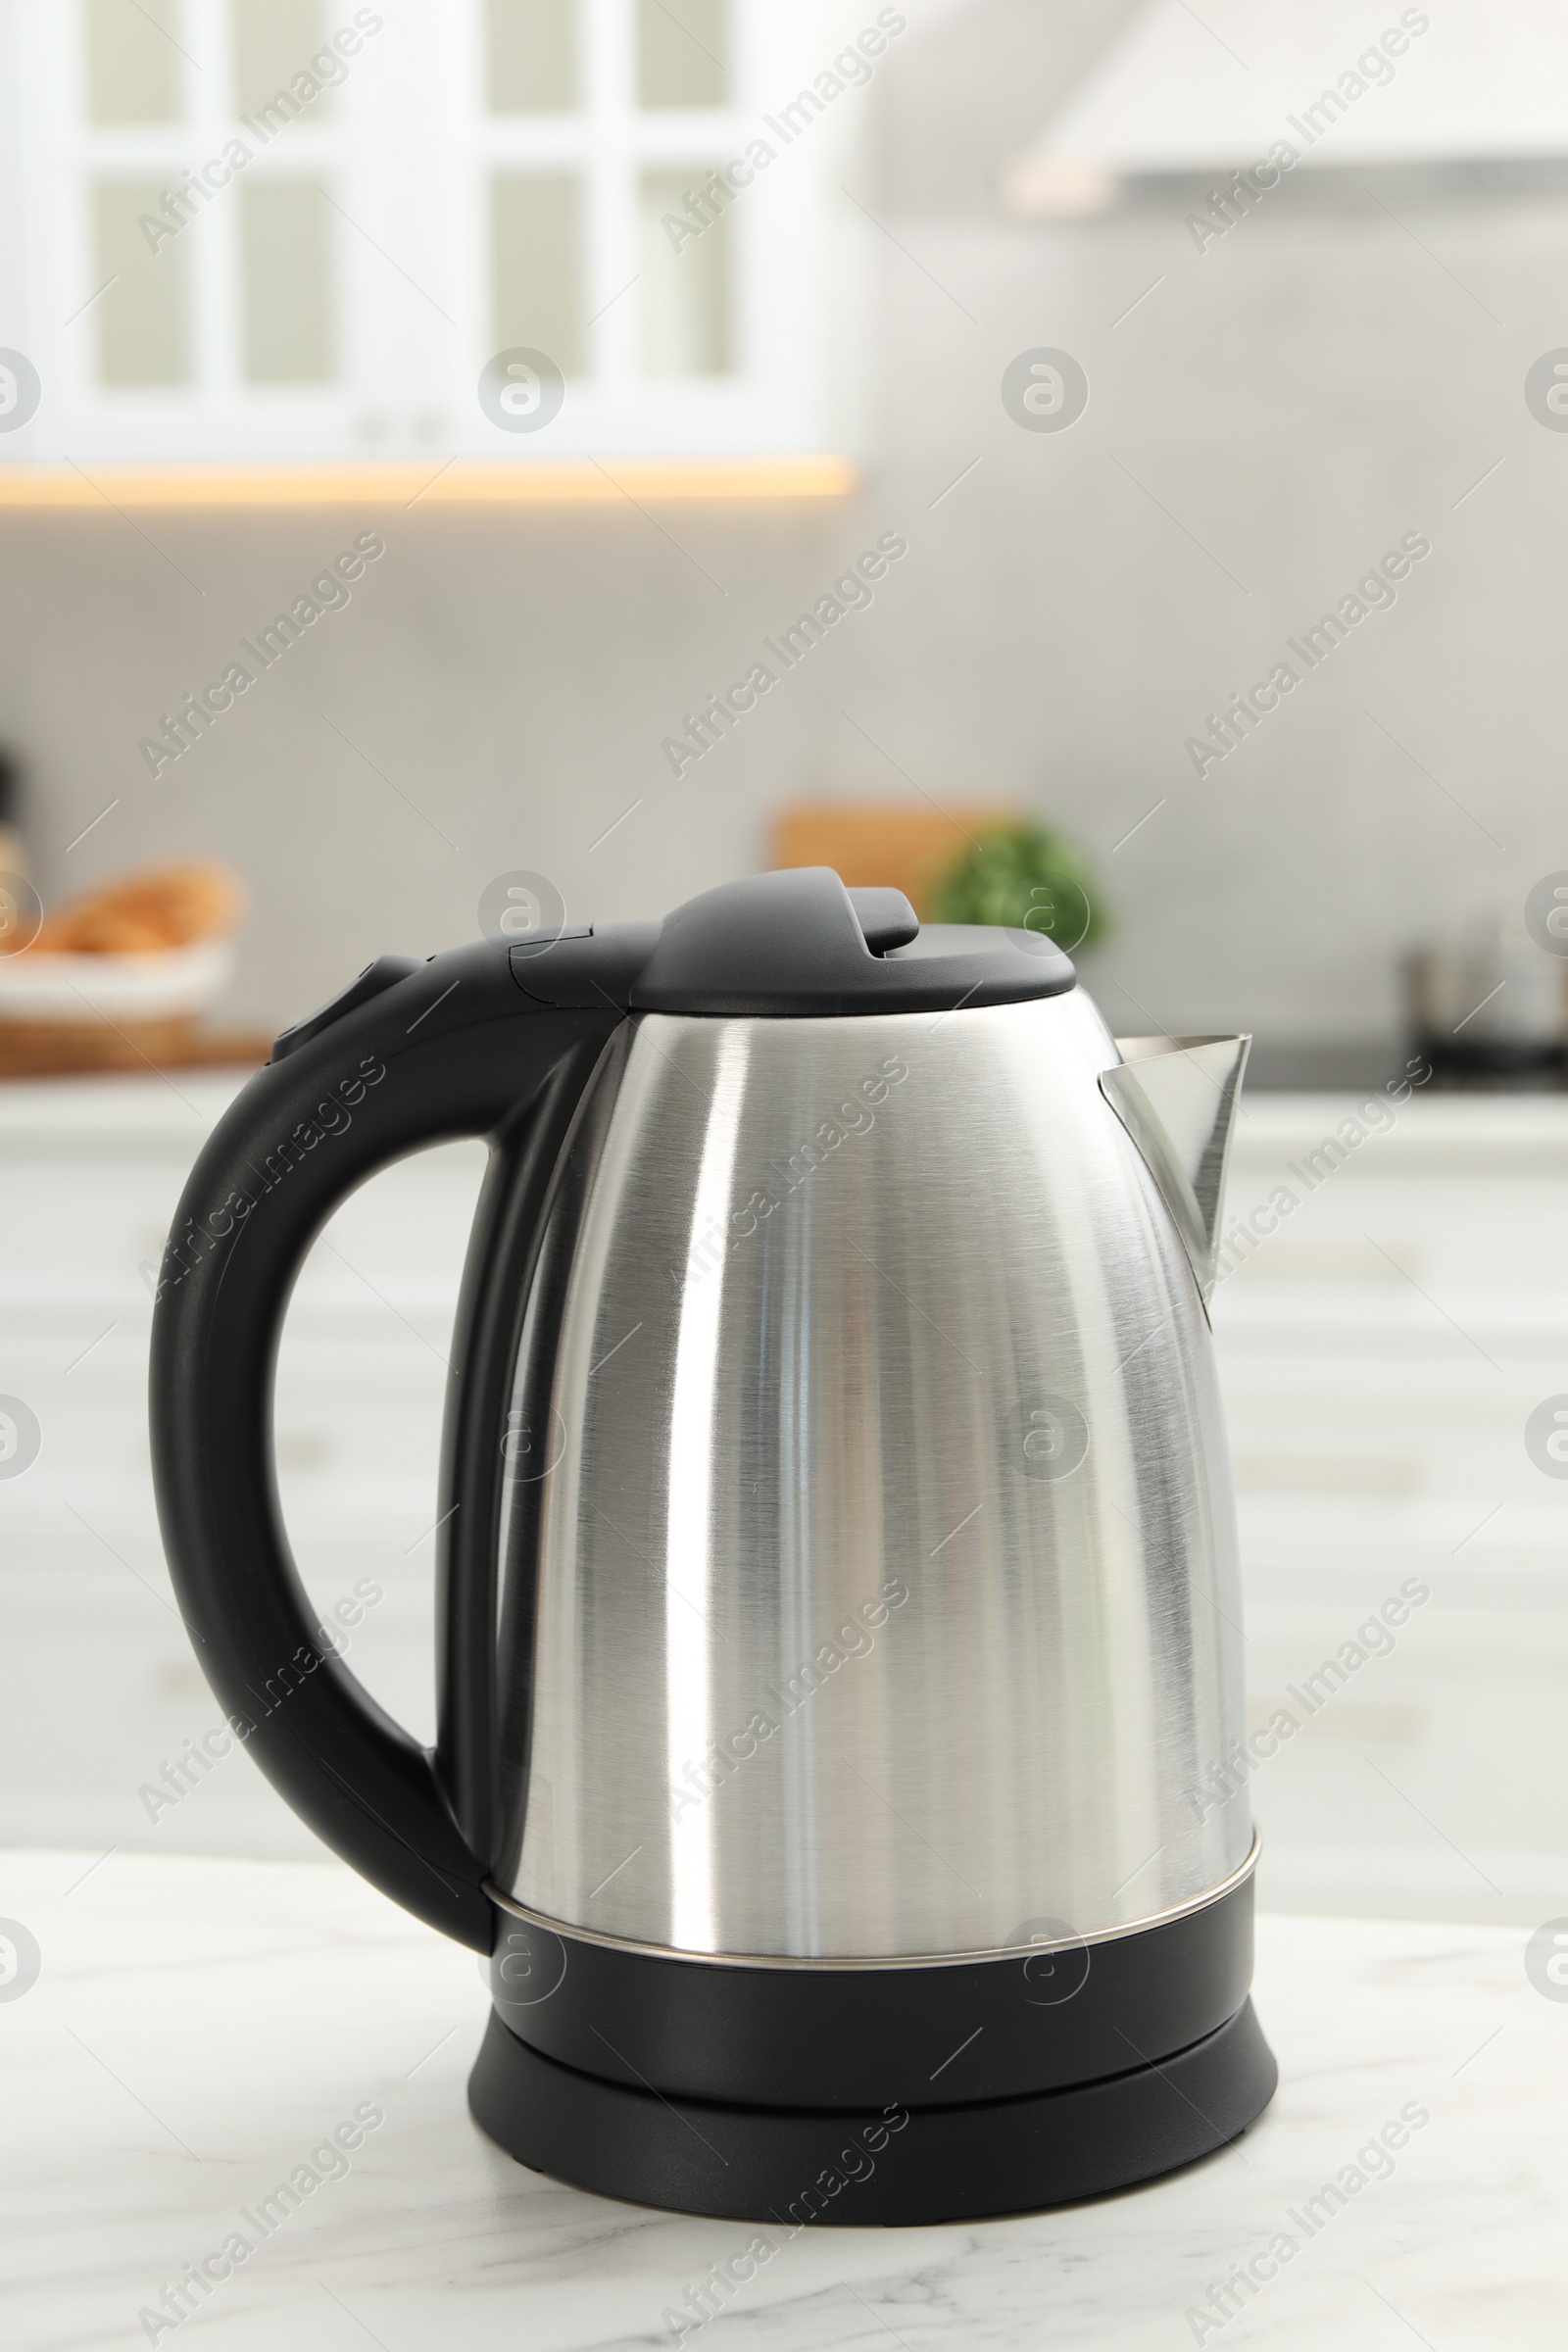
[626,868,1075,1018]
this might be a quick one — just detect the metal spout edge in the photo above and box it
[1099,1034,1251,1306]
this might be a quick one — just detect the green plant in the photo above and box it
[926,820,1108,954]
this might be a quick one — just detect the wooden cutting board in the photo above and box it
[770,804,1017,915]
[0,1020,272,1079]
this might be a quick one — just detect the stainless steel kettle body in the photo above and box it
[151,868,1275,2225]
[498,990,1253,1965]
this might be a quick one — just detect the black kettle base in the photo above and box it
[468,1997,1276,2227]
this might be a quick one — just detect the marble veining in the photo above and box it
[0,1849,1559,2350]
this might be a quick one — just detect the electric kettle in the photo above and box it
[150,867,1274,2226]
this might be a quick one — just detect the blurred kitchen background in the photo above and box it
[1,0,1566,1927]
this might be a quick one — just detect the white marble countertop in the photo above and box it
[1,1849,1560,2351]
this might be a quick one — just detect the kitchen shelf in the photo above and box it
[0,458,859,510]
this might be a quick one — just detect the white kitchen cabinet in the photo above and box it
[0,1074,484,1859]
[1,1076,1562,1927]
[1213,1091,1568,1924]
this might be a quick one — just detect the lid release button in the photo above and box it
[848,888,919,956]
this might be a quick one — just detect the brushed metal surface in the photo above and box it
[484,1835,1261,1970]
[496,993,1251,1961]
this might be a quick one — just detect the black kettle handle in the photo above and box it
[149,932,651,1950]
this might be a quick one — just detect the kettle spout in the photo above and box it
[1100,1035,1250,1306]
